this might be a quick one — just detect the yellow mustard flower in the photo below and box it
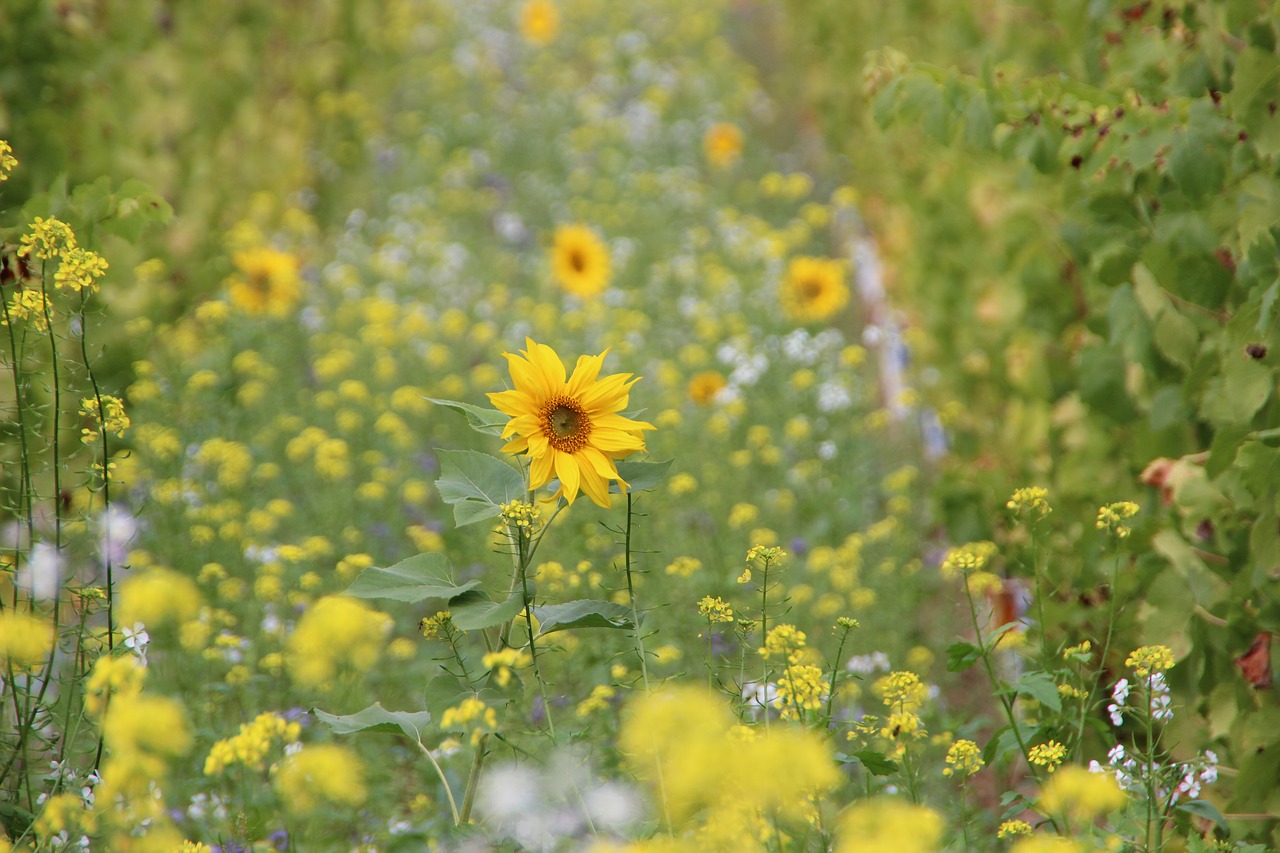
[703,122,744,168]
[519,0,559,45]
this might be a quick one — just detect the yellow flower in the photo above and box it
[519,0,559,46]
[3,289,52,332]
[943,738,985,777]
[551,224,611,298]
[226,246,302,317]
[697,596,734,624]
[686,370,726,405]
[1038,765,1127,818]
[0,611,55,673]
[1096,501,1140,538]
[285,596,392,687]
[998,819,1033,839]
[1007,486,1052,519]
[1125,644,1174,677]
[54,246,108,293]
[18,216,76,261]
[835,798,944,853]
[1028,740,1067,772]
[488,339,654,507]
[275,744,367,814]
[0,139,16,180]
[118,567,202,629]
[780,257,849,323]
[703,122,744,168]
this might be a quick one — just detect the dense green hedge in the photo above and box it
[777,0,1280,839]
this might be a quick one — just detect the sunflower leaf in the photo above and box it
[533,600,637,638]
[312,702,434,742]
[435,449,526,526]
[425,398,508,437]
[449,590,526,631]
[344,552,480,602]
[614,458,673,493]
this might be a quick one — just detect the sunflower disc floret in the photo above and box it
[488,339,654,507]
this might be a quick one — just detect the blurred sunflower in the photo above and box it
[227,247,301,317]
[519,0,560,45]
[687,370,727,405]
[703,122,744,168]
[551,225,610,298]
[488,339,653,507]
[780,256,848,323]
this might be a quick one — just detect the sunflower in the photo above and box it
[779,256,849,323]
[488,339,654,507]
[703,122,744,169]
[519,0,560,45]
[551,225,611,298]
[227,247,302,317]
[686,370,727,405]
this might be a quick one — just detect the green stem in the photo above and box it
[415,739,461,825]
[823,625,853,728]
[459,733,488,824]
[622,494,650,692]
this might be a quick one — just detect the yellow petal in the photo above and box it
[579,459,612,508]
[566,349,608,397]
[554,452,581,504]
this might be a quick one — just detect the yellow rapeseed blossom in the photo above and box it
[0,611,55,672]
[0,139,16,180]
[285,596,392,687]
[1028,740,1067,773]
[519,0,559,45]
[775,664,829,720]
[760,623,806,663]
[835,798,944,853]
[203,712,301,775]
[620,685,838,824]
[697,595,734,624]
[79,395,130,442]
[18,216,76,261]
[1038,765,1127,818]
[576,684,617,717]
[103,693,192,758]
[703,122,744,168]
[780,257,849,323]
[488,339,653,507]
[34,792,96,843]
[275,744,368,814]
[226,246,302,317]
[482,648,530,687]
[1096,501,1139,538]
[84,655,146,718]
[665,556,701,577]
[441,696,498,745]
[1125,644,1175,677]
[940,541,998,579]
[54,246,108,293]
[998,820,1033,839]
[3,289,53,332]
[943,739,984,777]
[118,567,202,629]
[1007,486,1052,519]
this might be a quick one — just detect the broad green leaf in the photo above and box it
[1013,671,1062,713]
[1174,799,1228,834]
[1198,354,1273,427]
[435,449,525,527]
[449,590,526,631]
[1153,308,1198,371]
[533,600,637,638]
[345,552,479,602]
[423,673,473,723]
[946,640,982,672]
[313,702,433,742]
[1151,529,1228,608]
[614,458,673,493]
[426,398,508,437]
[848,749,898,776]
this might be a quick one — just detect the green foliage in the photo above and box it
[777,0,1280,841]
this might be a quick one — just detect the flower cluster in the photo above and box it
[80,395,131,442]
[1028,740,1067,773]
[1006,486,1052,519]
[697,595,734,624]
[203,712,301,775]
[1096,501,1140,538]
[942,738,984,778]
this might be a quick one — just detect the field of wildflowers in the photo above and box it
[1,0,1276,851]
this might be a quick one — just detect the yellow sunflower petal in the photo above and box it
[555,452,581,505]
[579,460,612,507]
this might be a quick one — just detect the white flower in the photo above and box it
[121,622,150,664]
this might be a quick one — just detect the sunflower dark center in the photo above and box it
[569,249,587,273]
[800,277,823,300]
[542,396,591,452]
